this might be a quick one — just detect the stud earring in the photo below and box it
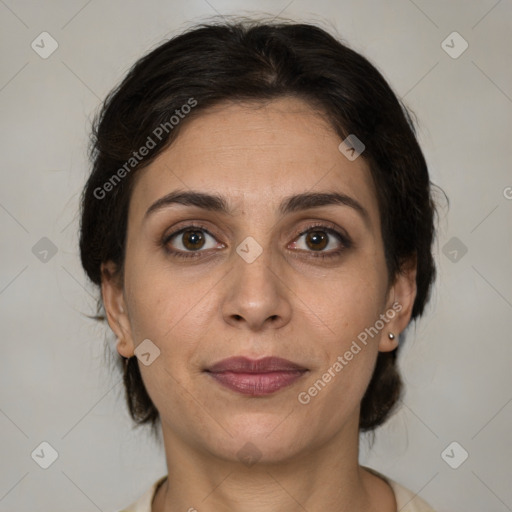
[388,333,395,340]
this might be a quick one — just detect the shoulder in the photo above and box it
[387,478,437,512]
[117,475,167,512]
[363,466,437,512]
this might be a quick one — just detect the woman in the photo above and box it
[80,19,439,512]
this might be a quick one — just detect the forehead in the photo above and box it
[129,97,379,224]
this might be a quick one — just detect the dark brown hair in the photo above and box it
[79,19,438,435]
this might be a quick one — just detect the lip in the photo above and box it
[205,357,308,396]
[207,356,308,373]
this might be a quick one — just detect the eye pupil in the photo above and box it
[183,229,205,250]
[306,230,328,251]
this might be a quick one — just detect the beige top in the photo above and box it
[118,470,436,512]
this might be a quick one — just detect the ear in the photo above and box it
[100,261,135,358]
[378,255,417,352]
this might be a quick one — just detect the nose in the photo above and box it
[220,247,292,332]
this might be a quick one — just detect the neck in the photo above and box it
[152,417,395,512]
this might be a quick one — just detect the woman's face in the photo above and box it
[103,96,416,463]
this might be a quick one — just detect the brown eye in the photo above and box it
[164,226,220,255]
[305,230,328,251]
[289,225,350,259]
[181,229,206,251]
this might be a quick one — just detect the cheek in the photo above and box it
[296,296,382,435]
[122,237,198,340]
[122,252,218,383]
[313,260,388,342]
[297,259,388,411]
[124,275,200,351]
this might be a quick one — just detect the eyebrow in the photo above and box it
[144,190,370,225]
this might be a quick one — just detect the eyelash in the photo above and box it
[161,222,352,260]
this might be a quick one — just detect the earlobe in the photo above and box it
[100,261,135,358]
[379,331,399,352]
[378,256,417,353]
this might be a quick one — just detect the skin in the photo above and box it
[101,96,417,512]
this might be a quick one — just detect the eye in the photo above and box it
[163,225,222,257]
[289,225,350,258]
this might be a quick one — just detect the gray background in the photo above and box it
[1,1,511,511]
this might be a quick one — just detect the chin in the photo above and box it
[207,413,309,465]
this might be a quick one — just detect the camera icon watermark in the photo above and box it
[236,442,262,467]
[442,236,468,263]
[31,32,59,59]
[441,31,468,59]
[503,186,512,200]
[441,441,468,469]
[32,237,58,263]
[236,236,263,264]
[338,134,365,161]
[31,441,59,469]
[134,339,161,366]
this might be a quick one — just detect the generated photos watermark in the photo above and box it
[297,301,402,405]
[93,97,198,200]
